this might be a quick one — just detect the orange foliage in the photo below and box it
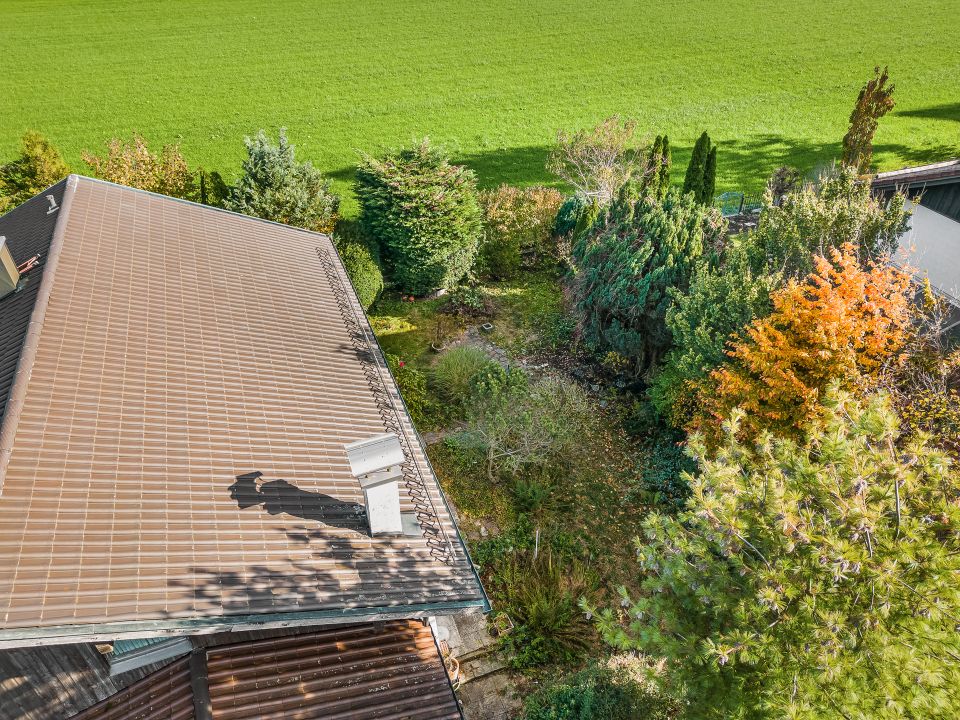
[693,243,912,440]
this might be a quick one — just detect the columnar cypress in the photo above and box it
[642,135,672,200]
[702,146,717,204]
[682,131,711,201]
[658,135,671,198]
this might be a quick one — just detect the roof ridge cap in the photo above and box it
[74,175,334,241]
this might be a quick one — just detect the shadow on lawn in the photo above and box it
[326,132,957,198]
[896,102,960,124]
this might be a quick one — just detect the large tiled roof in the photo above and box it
[70,621,461,720]
[0,177,485,646]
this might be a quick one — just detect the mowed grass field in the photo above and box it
[1,0,958,212]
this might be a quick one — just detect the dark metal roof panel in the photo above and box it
[0,177,485,644]
[0,179,66,427]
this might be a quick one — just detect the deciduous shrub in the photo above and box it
[750,164,909,276]
[223,129,339,232]
[356,139,482,295]
[0,131,69,210]
[444,285,492,318]
[695,244,912,441]
[337,241,383,310]
[83,133,196,199]
[479,185,564,278]
[572,190,725,377]
[881,281,960,457]
[590,389,960,720]
[547,116,650,206]
[450,375,592,481]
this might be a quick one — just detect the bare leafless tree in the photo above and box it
[547,116,651,205]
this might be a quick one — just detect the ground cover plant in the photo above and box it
[2,0,958,212]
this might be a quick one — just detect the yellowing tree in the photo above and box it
[695,243,911,440]
[83,133,196,199]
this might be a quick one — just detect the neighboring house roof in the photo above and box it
[873,158,960,190]
[0,180,67,427]
[69,621,461,720]
[875,161,960,317]
[0,176,486,647]
[873,158,960,224]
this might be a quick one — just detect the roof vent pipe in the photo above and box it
[0,237,21,300]
[344,433,405,536]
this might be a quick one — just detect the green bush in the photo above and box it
[635,434,695,512]
[511,475,553,514]
[497,549,597,668]
[572,189,725,377]
[386,353,431,429]
[470,362,527,403]
[450,375,593,482]
[445,285,492,318]
[521,664,680,720]
[223,129,339,232]
[356,139,482,295]
[431,346,496,412]
[553,194,587,238]
[0,131,69,211]
[337,241,383,310]
[479,185,564,278]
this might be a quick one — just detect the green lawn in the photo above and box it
[2,0,958,212]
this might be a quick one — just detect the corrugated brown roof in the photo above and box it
[69,621,461,720]
[205,621,461,720]
[70,656,194,720]
[0,177,485,645]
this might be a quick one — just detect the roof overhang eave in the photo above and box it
[0,598,489,649]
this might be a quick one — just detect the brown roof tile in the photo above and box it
[0,177,485,645]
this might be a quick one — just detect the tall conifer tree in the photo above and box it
[701,146,717,204]
[682,131,711,201]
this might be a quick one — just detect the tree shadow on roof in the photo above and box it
[229,472,368,536]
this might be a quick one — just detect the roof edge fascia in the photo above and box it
[0,599,487,649]
[76,175,335,241]
[0,174,78,493]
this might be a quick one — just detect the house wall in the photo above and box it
[898,200,960,306]
[0,644,175,720]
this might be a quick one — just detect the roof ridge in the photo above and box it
[74,175,335,240]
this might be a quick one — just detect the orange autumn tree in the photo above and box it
[693,243,912,440]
